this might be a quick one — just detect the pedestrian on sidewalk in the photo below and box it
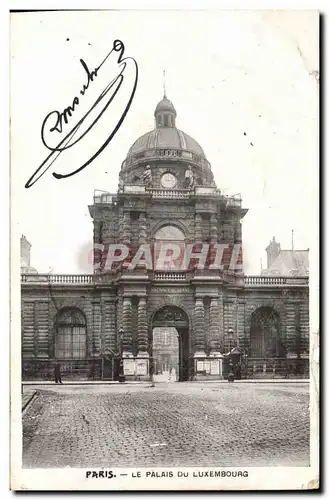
[235,361,242,380]
[228,361,235,382]
[54,362,63,384]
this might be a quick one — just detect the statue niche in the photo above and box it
[153,306,189,328]
[184,165,194,189]
[142,165,153,187]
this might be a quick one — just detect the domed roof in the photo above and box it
[127,127,205,157]
[154,95,177,116]
[126,94,206,159]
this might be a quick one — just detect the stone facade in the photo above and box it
[21,95,309,380]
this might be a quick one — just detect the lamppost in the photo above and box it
[149,337,155,387]
[228,327,234,358]
[227,327,234,380]
[118,326,125,383]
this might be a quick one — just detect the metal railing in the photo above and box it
[243,357,309,379]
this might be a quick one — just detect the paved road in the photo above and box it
[23,382,310,468]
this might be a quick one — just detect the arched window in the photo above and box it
[250,307,283,358]
[154,225,185,241]
[55,308,87,359]
[153,225,185,271]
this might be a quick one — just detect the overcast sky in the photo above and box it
[11,10,319,328]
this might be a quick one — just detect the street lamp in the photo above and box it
[118,326,125,383]
[149,337,155,387]
[228,327,234,356]
[227,327,234,381]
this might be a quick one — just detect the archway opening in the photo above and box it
[151,305,190,382]
[250,307,284,358]
[152,327,179,382]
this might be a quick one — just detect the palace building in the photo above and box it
[21,94,309,381]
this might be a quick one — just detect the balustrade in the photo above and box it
[153,271,188,281]
[21,274,93,284]
[21,273,308,286]
[245,276,308,286]
[147,188,191,199]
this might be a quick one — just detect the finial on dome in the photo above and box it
[163,69,167,98]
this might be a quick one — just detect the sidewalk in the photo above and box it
[22,379,309,386]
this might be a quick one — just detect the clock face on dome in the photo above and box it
[161,172,177,188]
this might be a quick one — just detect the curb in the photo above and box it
[22,390,38,412]
[22,379,309,386]
[22,382,150,386]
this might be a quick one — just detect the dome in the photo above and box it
[127,127,205,157]
[126,94,206,160]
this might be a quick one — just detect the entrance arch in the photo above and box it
[250,307,284,358]
[151,305,190,381]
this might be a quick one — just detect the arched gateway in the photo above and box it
[151,306,190,382]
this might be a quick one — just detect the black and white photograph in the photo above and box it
[10,7,319,491]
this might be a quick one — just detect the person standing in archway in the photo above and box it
[54,362,63,384]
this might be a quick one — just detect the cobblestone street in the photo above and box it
[22,383,310,468]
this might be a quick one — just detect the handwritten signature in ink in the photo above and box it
[25,39,138,188]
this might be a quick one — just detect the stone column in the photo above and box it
[93,220,102,244]
[35,300,49,358]
[102,300,117,352]
[93,220,104,271]
[139,212,147,245]
[285,292,297,357]
[194,213,202,244]
[235,221,242,243]
[237,299,246,350]
[193,297,206,355]
[136,297,150,378]
[122,297,133,356]
[122,212,131,246]
[22,301,36,358]
[92,301,101,356]
[209,297,221,353]
[300,290,309,356]
[210,214,218,244]
[137,297,148,355]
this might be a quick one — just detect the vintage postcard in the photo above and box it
[10,7,319,491]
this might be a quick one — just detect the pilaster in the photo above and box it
[102,299,117,352]
[137,297,148,355]
[194,213,202,244]
[209,297,221,353]
[22,301,35,358]
[193,297,206,355]
[210,214,218,244]
[35,300,49,358]
[122,296,133,355]
[92,301,101,356]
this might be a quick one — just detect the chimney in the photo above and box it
[265,236,281,269]
[20,235,32,268]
